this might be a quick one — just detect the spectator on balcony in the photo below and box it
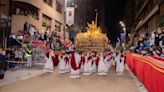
[44,28,50,41]
[19,10,25,15]
[16,8,20,15]
[23,22,29,33]
[29,25,36,39]
[34,30,40,40]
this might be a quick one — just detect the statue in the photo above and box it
[75,21,109,52]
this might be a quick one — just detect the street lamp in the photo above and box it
[119,21,126,44]
[95,9,98,25]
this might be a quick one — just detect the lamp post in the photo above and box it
[119,21,126,44]
[95,9,98,25]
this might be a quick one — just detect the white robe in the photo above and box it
[64,56,70,73]
[58,57,66,73]
[70,52,81,78]
[91,58,97,73]
[116,55,125,75]
[43,56,54,73]
[83,56,93,75]
[104,56,110,73]
[97,55,107,75]
[108,56,113,70]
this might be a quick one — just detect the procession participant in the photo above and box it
[70,50,81,78]
[64,53,70,73]
[83,52,93,75]
[95,53,100,68]
[115,50,125,75]
[78,52,85,73]
[43,49,54,72]
[97,52,107,76]
[107,52,114,70]
[119,54,125,75]
[103,53,110,73]
[91,52,97,73]
[58,52,66,73]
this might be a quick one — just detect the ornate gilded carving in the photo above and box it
[75,21,109,52]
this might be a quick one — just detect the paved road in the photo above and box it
[0,67,139,92]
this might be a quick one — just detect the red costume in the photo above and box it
[78,56,85,69]
[70,53,79,70]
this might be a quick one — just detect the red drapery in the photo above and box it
[126,53,164,92]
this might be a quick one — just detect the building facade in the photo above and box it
[124,0,164,44]
[0,0,10,47]
[10,0,68,39]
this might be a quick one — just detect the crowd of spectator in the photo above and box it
[130,30,164,57]
[16,8,39,20]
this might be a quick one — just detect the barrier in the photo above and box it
[126,53,164,92]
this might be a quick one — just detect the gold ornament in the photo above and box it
[75,21,109,52]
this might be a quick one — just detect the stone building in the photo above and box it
[10,0,68,39]
[123,0,164,44]
[0,0,10,47]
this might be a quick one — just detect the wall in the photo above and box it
[11,0,68,39]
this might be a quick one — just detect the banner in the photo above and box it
[66,7,75,26]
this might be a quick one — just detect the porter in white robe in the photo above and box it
[83,55,93,75]
[116,55,125,75]
[97,53,107,76]
[58,55,66,73]
[43,51,54,73]
[64,55,70,73]
[70,52,81,78]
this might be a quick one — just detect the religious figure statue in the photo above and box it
[75,21,109,52]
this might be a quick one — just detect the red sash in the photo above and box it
[78,57,85,69]
[96,57,100,66]
[64,57,69,64]
[70,53,78,70]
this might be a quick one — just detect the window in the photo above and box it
[56,1,62,13]
[42,14,51,28]
[55,20,61,32]
[44,0,52,6]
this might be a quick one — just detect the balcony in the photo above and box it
[11,15,42,33]
[135,0,150,19]
[135,5,159,31]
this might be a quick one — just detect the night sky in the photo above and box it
[103,0,127,43]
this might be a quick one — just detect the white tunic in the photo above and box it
[43,56,54,73]
[58,56,66,73]
[70,52,81,78]
[83,55,93,75]
[116,55,125,75]
[104,56,110,73]
[97,55,107,75]
[91,57,97,73]
[64,56,70,73]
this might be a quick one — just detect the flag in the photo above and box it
[66,7,75,26]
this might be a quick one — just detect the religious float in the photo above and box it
[75,21,109,52]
